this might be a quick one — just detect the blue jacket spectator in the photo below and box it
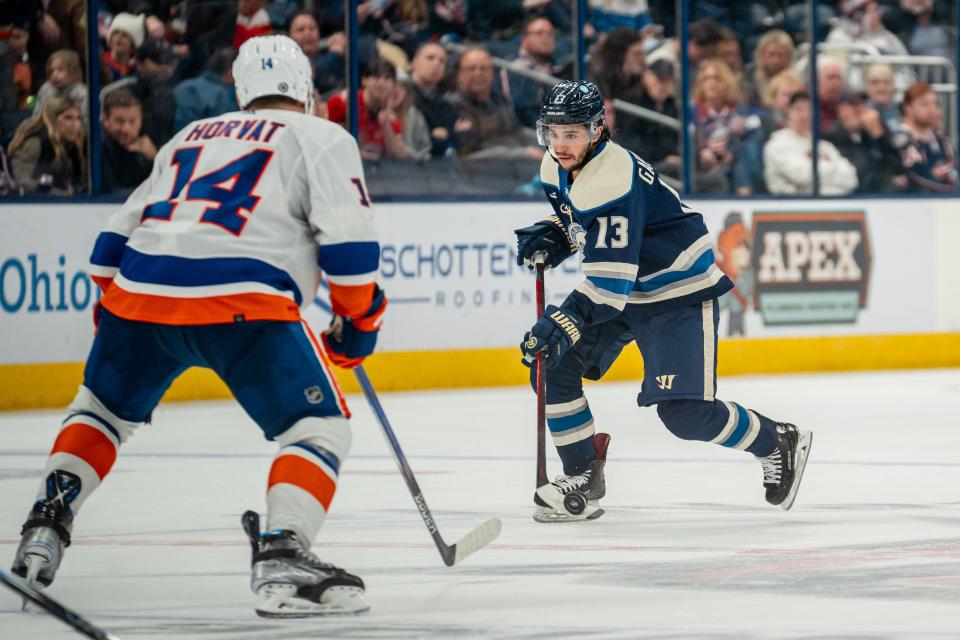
[588,0,652,33]
[891,82,958,193]
[173,48,238,133]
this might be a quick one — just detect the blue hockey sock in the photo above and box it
[709,402,779,456]
[546,395,596,475]
[657,399,779,456]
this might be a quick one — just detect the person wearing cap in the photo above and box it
[763,91,858,195]
[826,90,905,193]
[616,58,678,177]
[102,13,145,84]
[101,39,178,147]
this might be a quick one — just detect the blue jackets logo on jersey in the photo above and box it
[567,223,587,252]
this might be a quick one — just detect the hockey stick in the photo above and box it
[534,262,548,492]
[0,569,121,640]
[353,365,502,566]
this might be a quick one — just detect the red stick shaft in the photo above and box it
[535,264,547,488]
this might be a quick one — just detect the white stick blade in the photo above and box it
[451,518,502,565]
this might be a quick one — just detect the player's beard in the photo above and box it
[553,142,599,173]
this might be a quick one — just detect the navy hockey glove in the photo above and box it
[321,285,387,369]
[520,305,584,369]
[515,218,573,270]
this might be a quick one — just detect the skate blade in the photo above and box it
[780,430,813,511]
[23,552,50,585]
[18,553,51,611]
[255,583,370,618]
[532,505,605,523]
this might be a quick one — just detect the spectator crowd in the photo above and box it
[1,0,958,197]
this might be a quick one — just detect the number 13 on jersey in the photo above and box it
[595,216,629,249]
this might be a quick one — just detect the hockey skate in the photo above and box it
[242,511,368,618]
[534,433,610,523]
[11,472,77,589]
[756,423,813,511]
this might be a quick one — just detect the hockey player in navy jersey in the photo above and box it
[11,36,381,616]
[517,81,812,522]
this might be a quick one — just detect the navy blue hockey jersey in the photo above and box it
[539,140,732,325]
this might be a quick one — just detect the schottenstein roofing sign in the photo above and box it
[750,210,872,325]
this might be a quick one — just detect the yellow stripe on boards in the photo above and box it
[1,332,959,411]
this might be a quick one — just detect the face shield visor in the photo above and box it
[536,115,603,147]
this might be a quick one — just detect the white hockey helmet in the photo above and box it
[233,35,315,113]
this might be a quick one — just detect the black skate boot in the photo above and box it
[242,511,368,617]
[534,433,610,523]
[11,471,78,588]
[755,423,813,511]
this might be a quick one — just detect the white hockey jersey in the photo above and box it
[89,109,379,325]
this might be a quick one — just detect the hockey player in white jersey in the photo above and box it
[11,36,383,617]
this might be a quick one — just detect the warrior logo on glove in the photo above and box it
[549,310,581,343]
[520,305,585,369]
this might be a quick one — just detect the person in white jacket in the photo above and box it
[763,91,859,195]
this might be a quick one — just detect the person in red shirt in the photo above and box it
[234,0,272,48]
[326,59,410,159]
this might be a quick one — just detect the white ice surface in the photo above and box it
[2,369,960,639]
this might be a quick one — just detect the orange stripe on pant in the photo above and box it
[101,287,302,325]
[300,321,351,417]
[50,423,118,481]
[268,454,337,511]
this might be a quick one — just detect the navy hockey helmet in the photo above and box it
[537,81,605,146]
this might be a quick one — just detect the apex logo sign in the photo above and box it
[751,211,872,325]
[758,230,862,283]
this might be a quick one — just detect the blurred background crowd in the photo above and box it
[0,0,957,199]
